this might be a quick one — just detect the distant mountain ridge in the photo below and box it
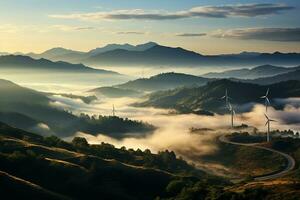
[90,69,300,98]
[135,79,300,114]
[202,65,300,79]
[88,42,157,56]
[85,45,204,66]
[88,72,210,98]
[25,42,158,63]
[0,55,118,74]
[118,72,210,91]
[248,69,300,85]
[8,42,300,66]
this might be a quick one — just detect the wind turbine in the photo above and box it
[112,104,116,116]
[261,88,270,112]
[228,102,235,128]
[221,89,231,109]
[264,114,276,142]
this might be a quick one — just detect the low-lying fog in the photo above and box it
[50,94,300,162]
[90,65,234,78]
[2,68,299,175]
[0,65,245,92]
[0,71,131,92]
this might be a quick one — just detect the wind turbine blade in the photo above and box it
[264,114,269,120]
[266,97,270,105]
[260,96,266,98]
[221,96,225,99]
[265,121,268,126]
[270,119,277,122]
[266,88,269,96]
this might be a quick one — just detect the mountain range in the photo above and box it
[8,42,300,67]
[26,42,158,63]
[0,55,118,74]
[89,67,300,98]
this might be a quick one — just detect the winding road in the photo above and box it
[219,135,296,181]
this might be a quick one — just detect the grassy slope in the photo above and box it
[0,122,220,199]
[200,138,286,178]
[265,138,300,179]
[0,170,70,200]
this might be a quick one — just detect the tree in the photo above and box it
[72,137,89,148]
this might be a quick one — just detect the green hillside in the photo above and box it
[0,122,224,200]
[136,79,300,114]
[202,65,300,79]
[116,72,210,92]
[1,122,299,199]
[0,79,154,138]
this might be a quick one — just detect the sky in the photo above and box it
[0,0,300,54]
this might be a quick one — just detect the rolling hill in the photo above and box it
[249,69,300,85]
[202,65,300,79]
[89,72,211,98]
[0,79,154,138]
[1,122,299,199]
[135,79,300,114]
[116,72,210,92]
[0,122,210,200]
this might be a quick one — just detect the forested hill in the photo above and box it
[135,79,300,114]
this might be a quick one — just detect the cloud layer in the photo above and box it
[211,27,300,41]
[176,33,206,37]
[117,31,145,35]
[49,3,293,21]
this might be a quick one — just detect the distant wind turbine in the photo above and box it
[261,88,270,112]
[264,114,276,142]
[221,89,231,109]
[228,103,235,128]
[112,104,116,116]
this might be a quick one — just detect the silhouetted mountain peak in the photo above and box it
[253,64,283,70]
[88,42,159,56]
[135,41,158,50]
[145,45,202,56]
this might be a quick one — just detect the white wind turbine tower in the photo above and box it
[221,89,231,109]
[261,88,270,112]
[264,114,276,142]
[228,102,235,128]
[112,104,116,116]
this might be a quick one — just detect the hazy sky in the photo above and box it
[0,0,300,54]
